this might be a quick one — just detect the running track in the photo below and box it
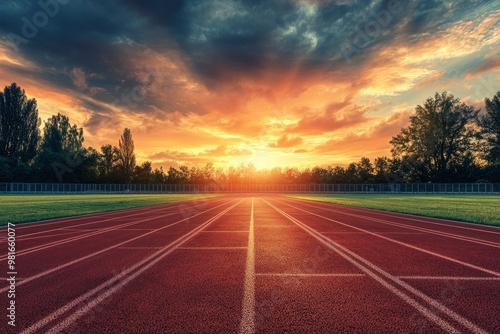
[1,195,499,333]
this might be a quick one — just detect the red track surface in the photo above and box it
[1,195,499,333]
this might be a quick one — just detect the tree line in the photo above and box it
[1,83,499,184]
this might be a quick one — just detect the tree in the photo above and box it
[134,161,153,184]
[115,128,136,182]
[41,113,84,153]
[98,144,115,182]
[0,83,41,164]
[479,91,500,166]
[36,113,88,182]
[477,91,500,182]
[357,157,374,183]
[390,92,479,182]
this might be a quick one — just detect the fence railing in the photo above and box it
[1,183,499,194]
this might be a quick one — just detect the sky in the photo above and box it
[0,0,499,170]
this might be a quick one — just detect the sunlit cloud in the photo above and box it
[0,0,498,169]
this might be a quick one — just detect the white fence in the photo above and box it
[0,183,499,194]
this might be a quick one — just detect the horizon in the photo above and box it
[1,0,499,170]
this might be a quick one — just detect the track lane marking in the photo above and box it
[263,198,489,334]
[20,198,244,334]
[0,212,185,259]
[10,199,221,241]
[201,230,249,233]
[1,198,229,259]
[117,247,164,250]
[178,246,247,250]
[12,229,91,241]
[319,231,426,234]
[0,197,226,232]
[278,198,500,248]
[256,273,366,277]
[281,197,500,235]
[107,228,157,231]
[399,276,500,281]
[0,199,237,294]
[239,198,255,334]
[271,198,500,277]
[0,197,228,246]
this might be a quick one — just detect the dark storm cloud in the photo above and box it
[0,0,495,113]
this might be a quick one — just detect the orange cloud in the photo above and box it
[315,109,412,158]
[268,135,303,148]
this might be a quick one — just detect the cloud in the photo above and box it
[315,109,412,157]
[414,70,445,89]
[269,135,303,148]
[149,150,197,161]
[70,67,88,90]
[0,0,498,169]
[289,102,368,135]
[465,58,500,79]
[202,145,252,157]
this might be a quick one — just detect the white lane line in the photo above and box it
[399,276,500,281]
[12,205,184,239]
[239,198,255,334]
[283,199,500,249]
[110,228,157,231]
[117,247,164,250]
[273,199,500,277]
[59,228,97,231]
[320,232,425,234]
[0,211,184,259]
[21,199,243,334]
[201,230,249,233]
[256,225,298,228]
[301,198,500,235]
[264,198,489,334]
[284,197,500,236]
[178,247,247,250]
[3,197,227,232]
[256,273,366,277]
[0,200,235,294]
[12,230,90,241]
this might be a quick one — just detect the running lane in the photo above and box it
[1,195,498,333]
[264,196,500,333]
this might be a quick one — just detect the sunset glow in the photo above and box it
[0,1,499,169]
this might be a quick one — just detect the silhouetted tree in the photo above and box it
[151,167,166,183]
[35,114,80,181]
[357,157,374,183]
[0,83,40,164]
[98,144,116,182]
[115,128,136,182]
[390,92,479,182]
[134,161,153,184]
[479,91,500,165]
[41,113,83,153]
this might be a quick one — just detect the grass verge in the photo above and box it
[0,194,220,226]
[285,194,500,227]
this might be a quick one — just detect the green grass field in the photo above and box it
[0,194,219,225]
[285,194,500,226]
